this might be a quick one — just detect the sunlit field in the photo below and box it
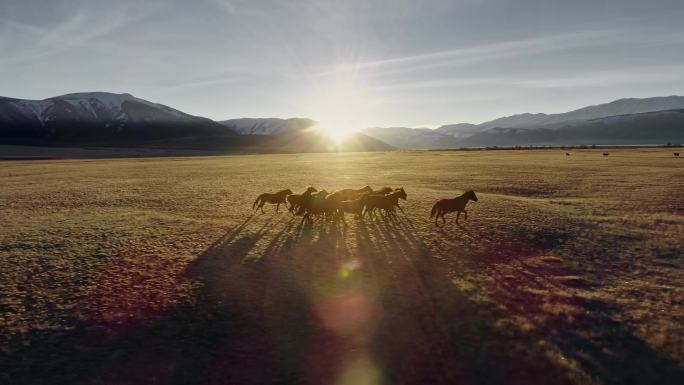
[1,149,683,385]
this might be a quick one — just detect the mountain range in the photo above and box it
[1,92,683,153]
[218,117,317,135]
[0,92,390,152]
[361,96,684,148]
[0,92,235,145]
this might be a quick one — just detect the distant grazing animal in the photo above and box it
[287,187,317,214]
[565,153,570,156]
[603,153,609,156]
[327,186,373,202]
[675,152,680,157]
[253,189,293,213]
[362,188,407,217]
[430,190,478,225]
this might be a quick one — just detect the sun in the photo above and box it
[307,76,377,143]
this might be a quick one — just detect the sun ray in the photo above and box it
[306,73,378,143]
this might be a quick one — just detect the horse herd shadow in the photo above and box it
[3,214,684,385]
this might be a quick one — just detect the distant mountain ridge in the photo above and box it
[477,96,684,130]
[361,96,684,148]
[218,117,317,135]
[0,92,393,153]
[0,92,235,145]
[457,109,684,147]
[2,93,682,151]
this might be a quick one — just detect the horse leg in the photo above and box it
[464,210,468,221]
[276,202,280,213]
[441,212,446,225]
[396,204,405,214]
[456,211,461,224]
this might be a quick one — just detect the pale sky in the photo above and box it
[1,0,684,128]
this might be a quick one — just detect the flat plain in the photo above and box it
[1,149,683,385]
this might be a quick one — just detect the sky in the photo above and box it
[1,0,684,129]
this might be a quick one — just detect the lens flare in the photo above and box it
[339,259,362,279]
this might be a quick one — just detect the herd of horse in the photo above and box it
[252,186,479,225]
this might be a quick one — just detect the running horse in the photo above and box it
[430,190,478,225]
[361,188,407,217]
[327,186,373,202]
[287,186,317,214]
[252,188,293,213]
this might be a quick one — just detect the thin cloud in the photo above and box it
[372,64,684,92]
[519,64,684,89]
[0,5,157,67]
[311,30,625,78]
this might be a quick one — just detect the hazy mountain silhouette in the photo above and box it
[3,93,682,151]
[362,126,462,149]
[0,93,393,153]
[456,109,684,147]
[361,96,684,148]
[218,117,317,135]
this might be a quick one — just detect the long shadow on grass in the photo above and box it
[3,213,683,385]
[423,218,684,385]
[1,215,309,385]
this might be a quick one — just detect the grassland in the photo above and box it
[1,149,683,385]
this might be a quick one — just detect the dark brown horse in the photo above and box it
[287,187,317,214]
[252,188,292,213]
[298,190,343,222]
[361,188,407,217]
[373,186,394,195]
[430,190,478,225]
[327,186,373,202]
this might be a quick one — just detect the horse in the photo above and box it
[565,153,570,156]
[287,187,317,214]
[361,188,407,217]
[252,189,293,213]
[603,153,609,157]
[327,186,373,202]
[298,190,335,222]
[430,190,478,225]
[337,198,365,218]
[675,152,680,157]
[373,186,394,195]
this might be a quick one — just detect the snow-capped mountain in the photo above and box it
[218,117,317,135]
[0,92,235,144]
[0,92,393,152]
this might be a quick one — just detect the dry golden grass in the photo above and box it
[0,148,682,385]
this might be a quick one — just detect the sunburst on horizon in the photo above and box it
[307,75,379,144]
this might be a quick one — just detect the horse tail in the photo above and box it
[430,202,439,218]
[252,195,262,210]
